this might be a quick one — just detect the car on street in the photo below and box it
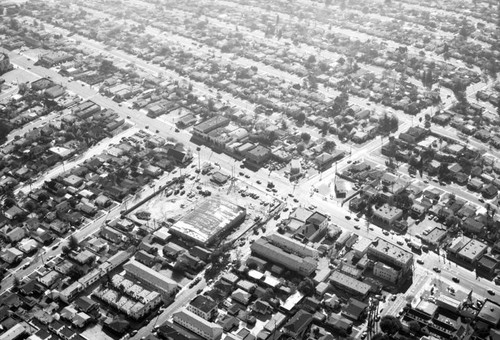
[354,225,360,230]
[452,277,460,283]
[417,259,424,265]
[51,244,59,250]
[345,216,351,220]
[383,230,390,236]
[256,180,261,184]
[433,267,441,273]
[488,289,495,295]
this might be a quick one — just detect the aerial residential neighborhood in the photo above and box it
[0,1,500,340]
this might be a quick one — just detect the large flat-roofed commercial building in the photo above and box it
[477,300,500,327]
[193,116,230,136]
[329,271,371,299]
[368,237,413,271]
[251,238,317,276]
[244,145,271,165]
[170,197,246,246]
[123,260,178,299]
[456,239,488,264]
[0,323,26,340]
[38,51,73,67]
[372,204,403,226]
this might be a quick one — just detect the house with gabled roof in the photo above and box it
[283,310,313,339]
[4,205,26,220]
[342,298,368,321]
[1,247,23,265]
[7,226,26,243]
[135,250,156,267]
[74,296,99,314]
[231,289,251,306]
[251,299,272,315]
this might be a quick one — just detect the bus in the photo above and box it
[409,239,422,252]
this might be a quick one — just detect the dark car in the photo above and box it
[452,277,460,283]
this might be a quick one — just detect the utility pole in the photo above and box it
[197,146,201,174]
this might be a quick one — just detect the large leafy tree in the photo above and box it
[380,315,402,335]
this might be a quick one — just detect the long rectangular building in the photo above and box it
[266,233,319,259]
[123,260,178,298]
[173,309,223,340]
[251,238,317,276]
[329,271,371,298]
